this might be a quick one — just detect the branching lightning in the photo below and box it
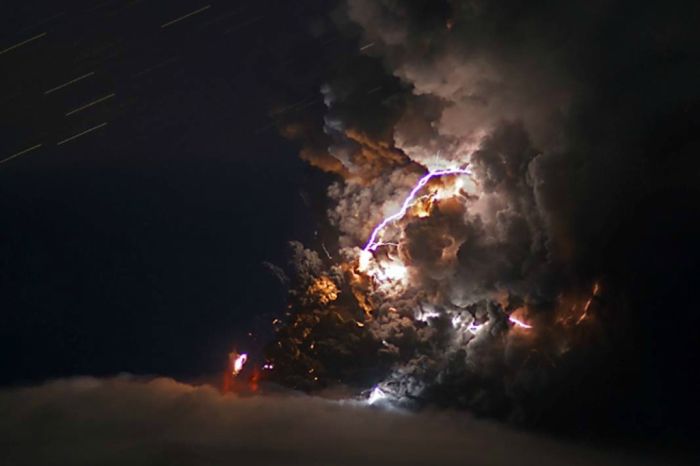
[362,167,472,252]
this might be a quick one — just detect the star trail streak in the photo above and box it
[161,5,211,29]
[44,72,95,95]
[57,122,108,145]
[0,32,46,56]
[0,144,42,166]
[65,93,115,116]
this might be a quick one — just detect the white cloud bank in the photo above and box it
[0,376,670,466]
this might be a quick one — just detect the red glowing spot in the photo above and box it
[249,367,260,392]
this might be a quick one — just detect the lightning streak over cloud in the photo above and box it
[363,167,471,252]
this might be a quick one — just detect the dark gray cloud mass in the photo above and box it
[0,376,673,466]
[338,0,699,275]
[268,0,700,438]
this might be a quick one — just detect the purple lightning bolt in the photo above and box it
[363,167,471,252]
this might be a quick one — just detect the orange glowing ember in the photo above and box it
[555,281,602,327]
[306,275,339,305]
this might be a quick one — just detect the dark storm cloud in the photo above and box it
[345,0,700,272]
[330,0,699,314]
[0,377,668,466]
[281,54,416,180]
[267,0,700,437]
[288,240,325,287]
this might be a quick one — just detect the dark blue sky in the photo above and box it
[0,0,340,384]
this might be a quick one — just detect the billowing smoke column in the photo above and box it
[262,0,698,427]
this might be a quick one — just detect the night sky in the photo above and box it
[1,1,699,464]
[1,0,337,384]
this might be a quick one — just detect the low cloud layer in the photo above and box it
[0,376,675,466]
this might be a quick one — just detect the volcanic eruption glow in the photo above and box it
[232,353,248,376]
[251,1,630,420]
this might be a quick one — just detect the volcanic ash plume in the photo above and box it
[263,0,696,426]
